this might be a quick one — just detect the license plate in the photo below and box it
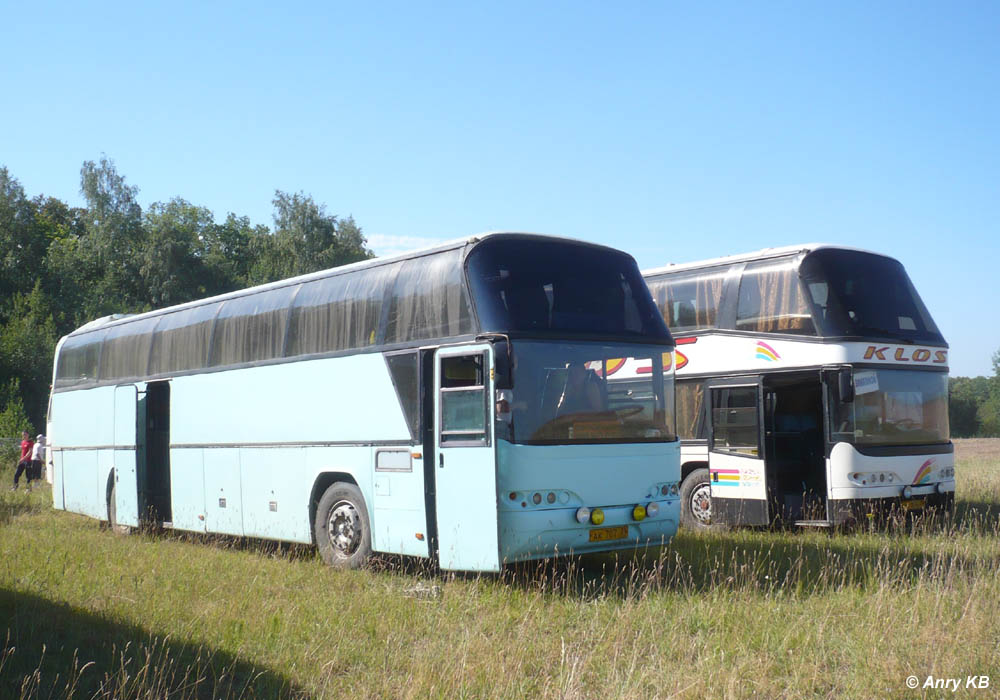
[900,498,925,512]
[589,525,628,542]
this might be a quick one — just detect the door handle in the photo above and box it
[439,454,444,469]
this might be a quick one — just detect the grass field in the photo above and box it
[2,441,999,699]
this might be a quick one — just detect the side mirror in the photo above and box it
[838,369,854,404]
[493,338,513,390]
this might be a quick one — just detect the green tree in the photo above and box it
[0,284,59,429]
[978,350,1000,437]
[140,199,214,307]
[0,168,49,306]
[256,190,372,283]
[200,213,270,294]
[78,156,146,313]
[949,376,991,437]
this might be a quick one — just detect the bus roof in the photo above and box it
[63,231,625,339]
[641,243,898,277]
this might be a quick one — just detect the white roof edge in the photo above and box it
[64,231,623,338]
[641,242,897,277]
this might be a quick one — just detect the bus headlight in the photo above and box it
[632,505,647,521]
[669,483,679,497]
[645,502,659,518]
[575,507,591,524]
[590,508,605,525]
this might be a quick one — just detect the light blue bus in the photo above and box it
[48,233,680,572]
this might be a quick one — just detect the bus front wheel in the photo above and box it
[680,468,712,530]
[315,482,372,569]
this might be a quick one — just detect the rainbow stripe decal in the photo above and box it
[912,459,935,485]
[755,341,780,362]
[711,468,740,487]
[675,350,689,370]
[590,358,627,377]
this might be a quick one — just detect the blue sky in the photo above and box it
[2,1,997,376]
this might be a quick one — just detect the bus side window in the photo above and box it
[440,354,489,446]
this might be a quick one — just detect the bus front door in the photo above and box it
[113,384,140,528]
[433,344,500,572]
[708,379,769,526]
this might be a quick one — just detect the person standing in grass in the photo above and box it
[30,434,46,484]
[11,431,34,491]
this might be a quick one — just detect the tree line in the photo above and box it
[949,352,1000,437]
[0,157,373,438]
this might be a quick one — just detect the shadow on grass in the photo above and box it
[0,590,306,699]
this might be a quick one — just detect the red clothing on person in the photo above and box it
[20,439,33,461]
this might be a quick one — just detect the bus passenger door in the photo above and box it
[113,384,140,528]
[707,379,769,526]
[433,344,500,572]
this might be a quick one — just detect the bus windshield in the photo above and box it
[830,369,949,446]
[466,238,669,340]
[800,249,944,344]
[501,340,676,445]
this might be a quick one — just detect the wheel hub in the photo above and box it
[691,483,712,524]
[328,501,361,555]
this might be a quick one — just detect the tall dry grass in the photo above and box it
[1,439,998,698]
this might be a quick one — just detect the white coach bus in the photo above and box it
[47,233,681,571]
[643,244,953,528]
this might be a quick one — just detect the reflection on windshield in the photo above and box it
[830,369,949,446]
[501,340,676,444]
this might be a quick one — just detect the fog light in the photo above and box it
[902,485,913,499]
[646,502,659,518]
[575,507,591,524]
[632,504,647,521]
[936,482,946,495]
[590,508,605,526]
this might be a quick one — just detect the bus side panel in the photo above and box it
[50,387,117,520]
[241,447,312,542]
[168,354,410,447]
[170,447,206,532]
[51,386,115,449]
[52,449,65,510]
[62,449,99,517]
[371,449,429,558]
[204,448,244,536]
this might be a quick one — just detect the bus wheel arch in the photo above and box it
[680,465,712,530]
[313,478,372,569]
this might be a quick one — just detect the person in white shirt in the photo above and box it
[30,434,46,485]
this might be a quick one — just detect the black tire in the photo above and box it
[680,468,713,530]
[314,482,372,569]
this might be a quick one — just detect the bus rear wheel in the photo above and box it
[315,482,372,569]
[680,468,712,530]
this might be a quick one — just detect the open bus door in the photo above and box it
[433,344,500,572]
[707,378,770,526]
[112,384,140,528]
